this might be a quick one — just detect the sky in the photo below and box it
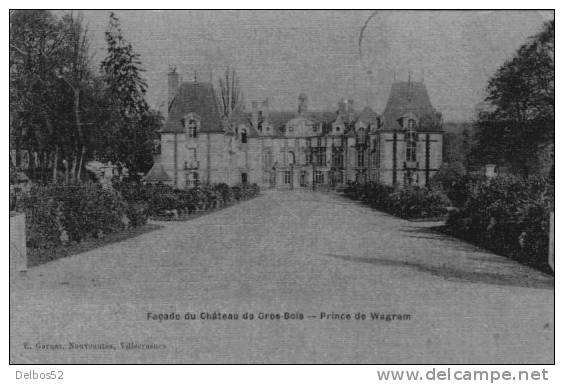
[78,10,553,122]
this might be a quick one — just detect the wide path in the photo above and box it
[10,191,554,363]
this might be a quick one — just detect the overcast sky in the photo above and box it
[79,10,553,121]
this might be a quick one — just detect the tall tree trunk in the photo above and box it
[52,148,58,184]
[70,152,77,183]
[77,145,85,182]
[64,158,69,184]
[43,151,49,184]
[74,88,84,151]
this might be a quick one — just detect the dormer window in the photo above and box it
[184,116,199,138]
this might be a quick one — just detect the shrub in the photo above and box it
[388,186,451,219]
[22,183,127,248]
[126,201,149,227]
[446,175,553,270]
[231,185,242,201]
[344,182,450,219]
[214,183,233,204]
[22,189,62,248]
[114,181,261,219]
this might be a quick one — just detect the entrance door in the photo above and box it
[270,169,276,188]
[299,171,307,187]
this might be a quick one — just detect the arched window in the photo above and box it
[357,127,366,144]
[406,119,417,162]
[288,151,296,165]
[241,129,247,143]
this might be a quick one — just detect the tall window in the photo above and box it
[371,137,379,168]
[258,111,264,132]
[262,150,272,170]
[283,171,292,184]
[313,138,326,166]
[241,129,247,144]
[333,171,343,184]
[187,148,197,166]
[187,172,199,188]
[187,119,198,138]
[299,171,307,187]
[332,149,344,169]
[357,150,365,168]
[314,170,324,185]
[357,127,366,144]
[241,173,248,184]
[406,119,417,162]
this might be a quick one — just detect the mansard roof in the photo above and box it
[229,109,252,126]
[382,81,442,132]
[144,162,172,183]
[356,106,380,125]
[268,111,297,131]
[162,81,223,133]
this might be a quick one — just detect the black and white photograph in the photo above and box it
[9,9,555,368]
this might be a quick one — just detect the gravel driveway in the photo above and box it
[10,191,554,363]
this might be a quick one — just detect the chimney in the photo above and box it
[168,66,179,108]
[338,99,346,116]
[261,97,269,125]
[298,93,308,115]
[251,101,258,128]
[262,98,270,122]
[347,99,354,114]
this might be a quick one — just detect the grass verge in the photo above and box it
[27,223,163,268]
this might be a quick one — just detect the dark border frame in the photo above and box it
[8,8,556,366]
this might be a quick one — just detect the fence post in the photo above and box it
[10,212,27,273]
[549,211,554,272]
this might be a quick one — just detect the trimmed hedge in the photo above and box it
[343,182,451,219]
[113,181,260,218]
[445,175,553,271]
[19,180,260,250]
[22,183,129,248]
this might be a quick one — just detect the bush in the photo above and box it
[388,186,451,219]
[431,170,486,208]
[22,189,62,248]
[114,181,261,219]
[213,183,233,204]
[344,182,450,219]
[126,201,149,227]
[22,183,127,248]
[446,175,553,270]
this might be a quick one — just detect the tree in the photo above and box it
[10,10,70,183]
[470,20,554,177]
[56,12,93,182]
[10,10,159,184]
[99,12,157,175]
[216,67,244,120]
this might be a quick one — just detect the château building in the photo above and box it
[146,68,443,189]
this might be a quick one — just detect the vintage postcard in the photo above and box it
[9,9,554,365]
